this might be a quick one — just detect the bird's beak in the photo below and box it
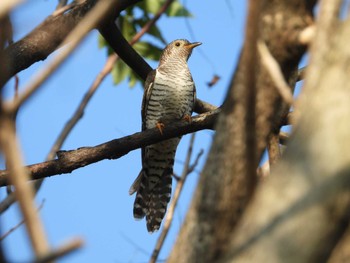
[185,42,202,49]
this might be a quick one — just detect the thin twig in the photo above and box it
[258,40,294,106]
[150,134,203,263]
[4,0,121,113]
[0,115,50,256]
[33,238,83,263]
[0,199,45,241]
[0,0,123,213]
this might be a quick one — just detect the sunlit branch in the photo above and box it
[4,0,123,113]
[0,110,219,187]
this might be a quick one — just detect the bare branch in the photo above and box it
[258,40,294,106]
[0,199,45,241]
[33,238,83,263]
[1,0,141,86]
[0,110,219,187]
[2,1,91,85]
[56,0,177,152]
[5,0,126,113]
[0,115,50,256]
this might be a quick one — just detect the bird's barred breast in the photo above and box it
[145,74,195,130]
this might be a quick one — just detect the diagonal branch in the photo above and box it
[0,199,45,241]
[5,0,130,113]
[1,0,141,86]
[33,238,83,263]
[0,109,219,187]
[49,0,175,162]
[0,114,50,256]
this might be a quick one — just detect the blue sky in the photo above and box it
[1,1,246,262]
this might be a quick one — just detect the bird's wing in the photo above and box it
[141,69,157,165]
[193,79,197,114]
[129,69,157,196]
[141,69,156,131]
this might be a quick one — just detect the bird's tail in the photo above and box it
[129,168,173,233]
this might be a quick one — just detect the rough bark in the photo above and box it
[1,0,141,86]
[0,109,218,186]
[168,0,315,262]
[225,1,350,262]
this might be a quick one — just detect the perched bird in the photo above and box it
[129,39,201,232]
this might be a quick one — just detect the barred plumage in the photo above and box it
[129,39,201,233]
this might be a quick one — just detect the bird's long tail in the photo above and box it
[130,169,173,232]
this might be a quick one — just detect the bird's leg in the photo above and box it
[156,121,165,135]
[182,114,192,123]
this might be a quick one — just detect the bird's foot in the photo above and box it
[182,114,192,123]
[156,121,165,135]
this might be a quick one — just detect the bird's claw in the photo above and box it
[156,122,165,135]
[182,114,192,123]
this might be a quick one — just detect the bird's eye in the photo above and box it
[175,42,180,47]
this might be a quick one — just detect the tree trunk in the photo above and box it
[168,1,315,262]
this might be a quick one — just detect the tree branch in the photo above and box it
[5,0,129,113]
[33,238,83,263]
[0,112,50,256]
[0,199,45,241]
[0,110,218,187]
[1,0,141,86]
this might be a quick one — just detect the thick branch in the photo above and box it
[1,0,140,86]
[0,110,218,186]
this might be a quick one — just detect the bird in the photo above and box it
[129,39,201,233]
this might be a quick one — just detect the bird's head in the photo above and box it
[159,39,202,64]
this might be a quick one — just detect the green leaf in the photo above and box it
[134,18,167,44]
[98,34,115,56]
[119,15,137,42]
[133,41,162,61]
[98,34,107,49]
[138,0,165,15]
[166,1,192,17]
[112,59,131,85]
[128,72,142,88]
